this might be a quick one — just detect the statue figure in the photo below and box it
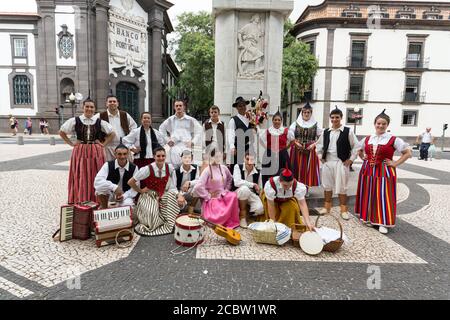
[238,14,265,78]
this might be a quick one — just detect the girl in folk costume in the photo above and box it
[122,112,165,170]
[355,110,412,234]
[259,168,315,231]
[59,98,115,204]
[193,148,240,229]
[259,111,295,187]
[289,102,322,192]
[128,147,180,236]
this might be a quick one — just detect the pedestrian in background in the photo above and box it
[8,115,17,136]
[24,117,32,135]
[416,127,435,161]
[39,118,49,135]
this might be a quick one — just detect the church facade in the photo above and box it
[0,0,178,132]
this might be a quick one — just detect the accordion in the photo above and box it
[59,201,99,241]
[93,206,133,247]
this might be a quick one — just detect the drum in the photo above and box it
[174,214,206,247]
[299,231,324,255]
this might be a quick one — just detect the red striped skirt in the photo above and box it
[289,143,320,187]
[68,144,105,204]
[354,160,397,227]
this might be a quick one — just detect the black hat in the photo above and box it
[232,96,250,108]
[302,102,312,110]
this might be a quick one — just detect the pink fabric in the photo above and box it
[193,164,239,229]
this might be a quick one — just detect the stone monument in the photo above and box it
[213,0,293,123]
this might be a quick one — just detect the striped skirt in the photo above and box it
[289,144,320,187]
[355,160,397,227]
[134,191,179,236]
[68,144,105,204]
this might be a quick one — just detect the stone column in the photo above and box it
[95,0,110,107]
[323,28,335,128]
[212,0,293,124]
[148,6,166,124]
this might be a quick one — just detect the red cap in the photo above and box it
[280,168,293,182]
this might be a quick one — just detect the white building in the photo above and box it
[288,0,450,146]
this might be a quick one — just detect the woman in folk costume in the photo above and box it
[122,112,165,186]
[355,110,412,234]
[59,98,115,204]
[259,168,315,231]
[289,102,322,193]
[259,111,295,187]
[193,147,240,229]
[128,147,180,236]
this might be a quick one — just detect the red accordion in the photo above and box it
[58,201,99,241]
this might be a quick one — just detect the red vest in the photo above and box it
[143,163,170,198]
[365,136,396,167]
[267,128,288,152]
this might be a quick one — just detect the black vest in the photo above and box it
[175,164,198,190]
[106,160,137,192]
[238,164,260,184]
[139,126,161,159]
[75,117,102,142]
[233,115,254,151]
[322,126,351,162]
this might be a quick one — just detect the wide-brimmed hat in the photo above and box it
[232,96,250,108]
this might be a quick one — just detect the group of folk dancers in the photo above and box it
[59,95,412,237]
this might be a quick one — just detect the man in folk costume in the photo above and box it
[159,100,203,168]
[122,112,165,172]
[99,95,137,162]
[289,102,322,194]
[355,110,411,234]
[172,150,200,214]
[203,105,226,161]
[227,96,257,172]
[94,144,139,209]
[316,107,359,220]
[127,147,179,236]
[233,151,264,228]
[59,97,115,204]
[260,168,314,231]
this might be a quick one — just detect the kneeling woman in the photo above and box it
[59,98,115,204]
[193,149,239,229]
[355,110,411,234]
[260,168,314,231]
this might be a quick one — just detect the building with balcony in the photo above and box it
[0,0,179,133]
[288,0,450,145]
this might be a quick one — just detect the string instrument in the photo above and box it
[188,214,241,246]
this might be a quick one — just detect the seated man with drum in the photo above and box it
[260,168,315,231]
[94,144,139,209]
[127,147,180,236]
[172,149,200,214]
[233,151,264,228]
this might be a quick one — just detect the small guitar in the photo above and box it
[188,214,241,246]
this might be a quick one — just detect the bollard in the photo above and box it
[49,136,55,146]
[17,135,24,145]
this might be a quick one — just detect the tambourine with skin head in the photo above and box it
[299,231,324,255]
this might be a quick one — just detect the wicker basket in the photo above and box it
[315,215,344,252]
[251,220,279,245]
[290,223,307,247]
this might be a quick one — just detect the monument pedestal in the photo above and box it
[213,0,293,123]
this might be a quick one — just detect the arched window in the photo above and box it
[13,75,32,105]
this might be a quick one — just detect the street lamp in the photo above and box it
[352,107,362,135]
[69,92,76,118]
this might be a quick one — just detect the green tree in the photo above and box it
[171,11,215,118]
[282,20,318,107]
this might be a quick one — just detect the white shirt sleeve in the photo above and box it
[356,137,365,151]
[166,164,178,194]
[394,137,410,152]
[153,128,166,146]
[192,118,203,146]
[60,117,76,134]
[233,164,254,189]
[134,166,151,181]
[158,118,171,144]
[287,127,295,142]
[264,180,276,201]
[348,128,360,162]
[123,167,140,199]
[289,122,297,138]
[189,166,200,189]
[294,182,307,201]
[94,163,118,193]
[127,114,138,131]
[228,118,236,150]
[100,120,114,134]
[122,128,138,148]
[316,131,324,156]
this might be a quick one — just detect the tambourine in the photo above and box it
[299,231,324,255]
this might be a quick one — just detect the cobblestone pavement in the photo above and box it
[0,142,449,300]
